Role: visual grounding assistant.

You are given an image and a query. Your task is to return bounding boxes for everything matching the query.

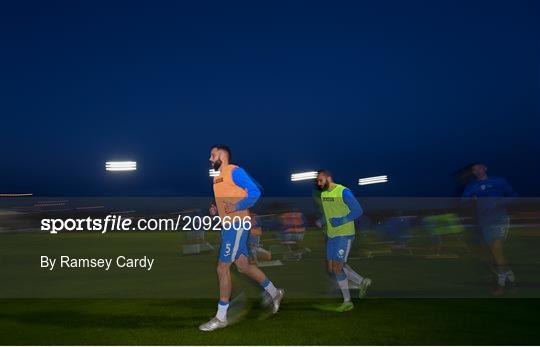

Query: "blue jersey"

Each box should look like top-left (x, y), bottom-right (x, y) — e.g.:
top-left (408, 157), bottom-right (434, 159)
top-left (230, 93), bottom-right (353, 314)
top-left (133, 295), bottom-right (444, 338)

top-left (231, 167), bottom-right (261, 211)
top-left (462, 177), bottom-right (517, 225)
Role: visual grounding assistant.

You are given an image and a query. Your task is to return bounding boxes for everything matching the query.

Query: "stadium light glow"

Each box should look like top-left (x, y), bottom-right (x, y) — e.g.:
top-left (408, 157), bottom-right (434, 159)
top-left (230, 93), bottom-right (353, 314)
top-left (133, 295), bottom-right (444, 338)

top-left (106, 161), bottom-right (137, 171)
top-left (0, 193), bottom-right (33, 197)
top-left (76, 205), bottom-right (105, 210)
top-left (209, 169), bottom-right (220, 177)
top-left (358, 175), bottom-right (388, 185)
top-left (291, 171), bottom-right (318, 182)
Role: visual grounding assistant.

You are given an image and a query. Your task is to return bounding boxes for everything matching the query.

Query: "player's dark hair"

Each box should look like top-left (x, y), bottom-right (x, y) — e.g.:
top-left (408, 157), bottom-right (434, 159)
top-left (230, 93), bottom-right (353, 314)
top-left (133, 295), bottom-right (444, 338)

top-left (467, 162), bottom-right (485, 171)
top-left (210, 144), bottom-right (232, 160)
top-left (317, 169), bottom-right (332, 178)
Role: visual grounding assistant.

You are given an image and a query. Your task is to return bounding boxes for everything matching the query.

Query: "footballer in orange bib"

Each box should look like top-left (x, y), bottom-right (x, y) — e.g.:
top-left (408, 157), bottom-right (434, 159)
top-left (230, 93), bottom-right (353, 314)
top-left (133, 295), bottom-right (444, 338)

top-left (199, 145), bottom-right (284, 332)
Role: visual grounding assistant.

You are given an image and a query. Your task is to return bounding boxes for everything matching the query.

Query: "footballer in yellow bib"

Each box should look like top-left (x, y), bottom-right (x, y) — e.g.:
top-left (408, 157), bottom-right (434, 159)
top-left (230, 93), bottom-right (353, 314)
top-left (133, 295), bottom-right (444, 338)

top-left (316, 170), bottom-right (372, 312)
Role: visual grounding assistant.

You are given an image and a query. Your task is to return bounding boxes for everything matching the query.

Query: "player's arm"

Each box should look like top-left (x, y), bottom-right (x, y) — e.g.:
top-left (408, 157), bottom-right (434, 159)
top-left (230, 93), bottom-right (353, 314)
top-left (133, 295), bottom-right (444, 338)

top-left (315, 215), bottom-right (326, 228)
top-left (231, 167), bottom-right (261, 211)
top-left (329, 189), bottom-right (363, 227)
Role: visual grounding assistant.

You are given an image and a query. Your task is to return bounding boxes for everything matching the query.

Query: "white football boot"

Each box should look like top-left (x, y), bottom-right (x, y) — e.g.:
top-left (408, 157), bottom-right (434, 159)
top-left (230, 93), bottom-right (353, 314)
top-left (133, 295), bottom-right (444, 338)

top-left (359, 278), bottom-right (372, 299)
top-left (271, 289), bottom-right (285, 314)
top-left (199, 317), bottom-right (227, 332)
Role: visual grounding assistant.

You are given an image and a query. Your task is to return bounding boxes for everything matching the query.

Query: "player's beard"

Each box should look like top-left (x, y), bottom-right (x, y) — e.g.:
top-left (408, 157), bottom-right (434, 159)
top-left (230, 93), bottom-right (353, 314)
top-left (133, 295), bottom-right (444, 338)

top-left (315, 181), bottom-right (328, 191)
top-left (212, 159), bottom-right (222, 171)
top-left (320, 180), bottom-right (330, 191)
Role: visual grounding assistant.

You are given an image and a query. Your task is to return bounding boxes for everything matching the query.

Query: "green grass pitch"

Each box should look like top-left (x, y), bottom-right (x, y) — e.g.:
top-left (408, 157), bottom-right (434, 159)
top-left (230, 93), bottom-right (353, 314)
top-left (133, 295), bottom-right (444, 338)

top-left (0, 227), bottom-right (539, 345)
top-left (0, 298), bottom-right (539, 345)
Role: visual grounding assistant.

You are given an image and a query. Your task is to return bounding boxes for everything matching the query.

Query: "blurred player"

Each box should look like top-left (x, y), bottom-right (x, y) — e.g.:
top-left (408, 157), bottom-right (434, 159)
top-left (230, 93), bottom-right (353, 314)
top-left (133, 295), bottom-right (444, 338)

top-left (199, 145), bottom-right (284, 331)
top-left (248, 212), bottom-right (272, 263)
top-left (316, 170), bottom-right (371, 312)
top-left (279, 211), bottom-right (308, 261)
top-left (461, 163), bottom-right (517, 294)
top-left (182, 207), bottom-right (214, 255)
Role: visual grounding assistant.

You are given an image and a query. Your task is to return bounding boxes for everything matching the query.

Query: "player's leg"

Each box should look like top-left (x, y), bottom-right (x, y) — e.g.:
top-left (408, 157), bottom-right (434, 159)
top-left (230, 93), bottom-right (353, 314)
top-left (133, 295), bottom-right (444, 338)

top-left (328, 236), bottom-right (354, 311)
top-left (491, 239), bottom-right (507, 268)
top-left (332, 260), bottom-right (350, 302)
top-left (341, 237), bottom-right (372, 298)
top-left (233, 229), bottom-right (267, 284)
top-left (344, 264), bottom-right (372, 298)
top-left (235, 254), bottom-right (266, 282)
top-left (217, 260), bottom-right (232, 315)
top-left (199, 260), bottom-right (232, 331)
top-left (235, 255), bottom-right (278, 293)
top-left (199, 228), bottom-right (237, 331)
top-left (490, 239), bottom-right (514, 286)
top-left (326, 237), bottom-right (334, 274)
top-left (485, 220), bottom-right (514, 289)
top-left (341, 236), bottom-right (364, 286)
top-left (343, 264), bottom-right (363, 285)
top-left (332, 260), bottom-right (354, 312)
top-left (234, 231), bottom-right (285, 313)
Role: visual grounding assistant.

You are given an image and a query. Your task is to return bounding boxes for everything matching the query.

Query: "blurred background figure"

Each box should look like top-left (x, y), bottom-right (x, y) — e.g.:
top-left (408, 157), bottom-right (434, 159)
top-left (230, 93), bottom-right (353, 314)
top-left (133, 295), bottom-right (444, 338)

top-left (248, 212), bottom-right (273, 264)
top-left (278, 211), bottom-right (309, 261)
top-left (182, 206), bottom-right (214, 255)
top-left (461, 162), bottom-right (517, 295)
top-left (381, 211), bottom-right (413, 249)
top-left (421, 212), bottom-right (466, 258)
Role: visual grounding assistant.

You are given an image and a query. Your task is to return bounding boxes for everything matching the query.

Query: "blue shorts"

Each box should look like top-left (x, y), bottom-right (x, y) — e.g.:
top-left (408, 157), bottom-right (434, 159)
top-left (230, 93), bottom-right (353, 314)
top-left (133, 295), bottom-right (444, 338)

top-left (326, 235), bottom-right (354, 262)
top-left (219, 226), bottom-right (249, 263)
top-left (480, 218), bottom-right (510, 244)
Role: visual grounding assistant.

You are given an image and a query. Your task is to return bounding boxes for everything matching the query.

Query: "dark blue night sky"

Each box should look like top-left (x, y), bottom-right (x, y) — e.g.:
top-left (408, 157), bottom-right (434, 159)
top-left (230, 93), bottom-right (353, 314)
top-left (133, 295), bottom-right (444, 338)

top-left (1, 1), bottom-right (538, 197)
